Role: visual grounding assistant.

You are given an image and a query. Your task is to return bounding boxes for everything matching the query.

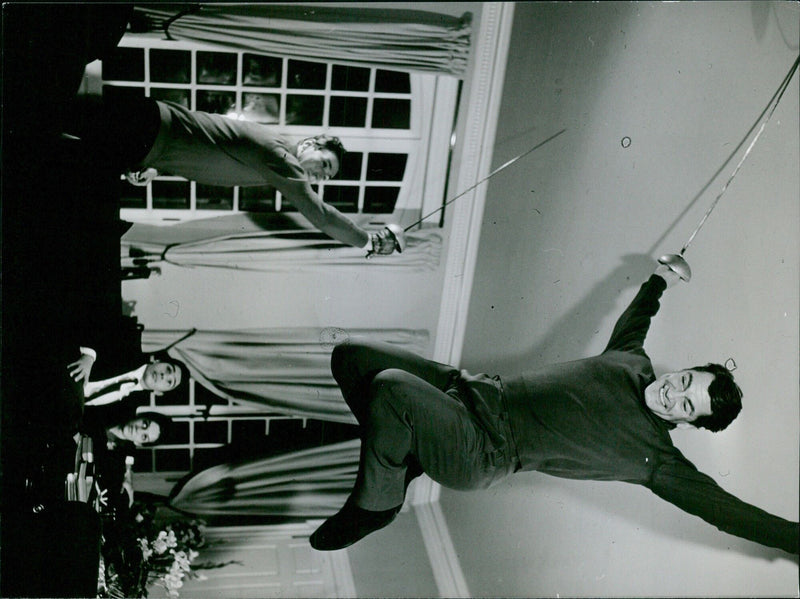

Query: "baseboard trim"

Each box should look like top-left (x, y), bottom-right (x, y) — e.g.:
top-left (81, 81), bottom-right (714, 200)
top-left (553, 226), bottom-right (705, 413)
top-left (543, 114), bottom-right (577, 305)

top-left (413, 501), bottom-right (471, 598)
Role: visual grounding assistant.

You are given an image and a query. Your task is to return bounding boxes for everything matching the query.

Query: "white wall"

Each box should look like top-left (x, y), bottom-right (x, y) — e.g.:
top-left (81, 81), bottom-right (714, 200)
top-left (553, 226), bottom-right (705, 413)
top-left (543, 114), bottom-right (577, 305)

top-left (445, 1), bottom-right (799, 596)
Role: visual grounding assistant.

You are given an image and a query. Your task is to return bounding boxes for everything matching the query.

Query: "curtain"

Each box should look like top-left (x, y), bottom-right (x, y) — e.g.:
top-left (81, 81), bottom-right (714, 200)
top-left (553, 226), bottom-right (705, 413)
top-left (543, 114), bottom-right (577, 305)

top-left (142, 327), bottom-right (429, 423)
top-left (169, 438), bottom-right (360, 517)
top-left (166, 228), bottom-right (441, 273)
top-left (124, 228), bottom-right (443, 274)
top-left (134, 4), bottom-right (472, 77)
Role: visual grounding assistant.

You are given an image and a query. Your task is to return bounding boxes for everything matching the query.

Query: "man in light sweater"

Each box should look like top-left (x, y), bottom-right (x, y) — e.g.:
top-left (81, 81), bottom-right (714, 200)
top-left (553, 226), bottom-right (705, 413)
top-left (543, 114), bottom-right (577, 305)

top-left (63, 95), bottom-right (404, 256)
top-left (309, 259), bottom-right (799, 556)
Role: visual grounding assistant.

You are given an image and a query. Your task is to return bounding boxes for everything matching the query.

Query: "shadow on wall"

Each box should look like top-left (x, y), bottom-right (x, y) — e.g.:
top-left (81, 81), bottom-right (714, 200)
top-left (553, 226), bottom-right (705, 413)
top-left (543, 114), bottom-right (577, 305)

top-left (501, 252), bottom-right (655, 374)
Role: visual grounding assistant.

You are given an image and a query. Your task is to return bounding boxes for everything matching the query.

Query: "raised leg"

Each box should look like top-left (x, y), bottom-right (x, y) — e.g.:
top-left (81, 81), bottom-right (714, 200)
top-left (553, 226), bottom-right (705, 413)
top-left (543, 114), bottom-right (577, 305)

top-left (330, 340), bottom-right (458, 425)
top-left (311, 364), bottom-right (500, 551)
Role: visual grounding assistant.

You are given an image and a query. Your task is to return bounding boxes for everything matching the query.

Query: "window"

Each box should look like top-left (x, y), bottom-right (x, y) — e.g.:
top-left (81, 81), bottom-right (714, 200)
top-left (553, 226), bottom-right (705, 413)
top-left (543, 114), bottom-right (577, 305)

top-left (132, 380), bottom-right (357, 477)
top-left (90, 37), bottom-right (457, 228)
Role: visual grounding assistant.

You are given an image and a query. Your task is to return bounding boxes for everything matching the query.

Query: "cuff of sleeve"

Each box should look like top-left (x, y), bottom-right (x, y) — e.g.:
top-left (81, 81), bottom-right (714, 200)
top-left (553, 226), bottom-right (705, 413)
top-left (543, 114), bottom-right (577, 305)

top-left (80, 347), bottom-right (97, 361)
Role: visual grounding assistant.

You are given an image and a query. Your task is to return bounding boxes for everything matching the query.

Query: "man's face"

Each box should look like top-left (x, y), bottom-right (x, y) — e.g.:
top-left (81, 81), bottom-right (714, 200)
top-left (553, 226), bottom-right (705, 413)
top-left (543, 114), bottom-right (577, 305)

top-left (296, 139), bottom-right (340, 183)
top-left (143, 361), bottom-right (181, 394)
top-left (122, 417), bottom-right (161, 446)
top-left (644, 369), bottom-right (714, 427)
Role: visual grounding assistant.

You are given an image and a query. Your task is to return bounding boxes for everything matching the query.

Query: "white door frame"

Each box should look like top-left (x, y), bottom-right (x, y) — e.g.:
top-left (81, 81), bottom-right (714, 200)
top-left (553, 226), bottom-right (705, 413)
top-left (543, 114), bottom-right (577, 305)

top-left (408, 2), bottom-right (516, 597)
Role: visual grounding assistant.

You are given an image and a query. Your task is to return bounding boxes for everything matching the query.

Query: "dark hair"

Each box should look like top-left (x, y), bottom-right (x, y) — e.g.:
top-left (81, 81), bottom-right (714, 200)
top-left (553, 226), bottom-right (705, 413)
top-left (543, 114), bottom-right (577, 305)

top-left (129, 411), bottom-right (173, 446)
top-left (312, 134), bottom-right (346, 172)
top-left (149, 355), bottom-right (190, 392)
top-left (690, 363), bottom-right (743, 432)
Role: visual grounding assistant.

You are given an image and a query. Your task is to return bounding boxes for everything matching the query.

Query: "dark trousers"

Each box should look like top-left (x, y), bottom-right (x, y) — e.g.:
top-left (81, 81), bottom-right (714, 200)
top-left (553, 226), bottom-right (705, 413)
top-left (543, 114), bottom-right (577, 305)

top-left (62, 94), bottom-right (161, 170)
top-left (331, 341), bottom-right (518, 511)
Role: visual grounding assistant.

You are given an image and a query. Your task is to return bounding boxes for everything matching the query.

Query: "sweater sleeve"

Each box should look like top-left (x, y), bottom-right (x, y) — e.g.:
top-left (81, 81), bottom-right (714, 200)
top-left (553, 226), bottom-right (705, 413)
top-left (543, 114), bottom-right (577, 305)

top-left (279, 179), bottom-right (369, 248)
top-left (648, 457), bottom-right (799, 554)
top-left (604, 275), bottom-right (667, 354)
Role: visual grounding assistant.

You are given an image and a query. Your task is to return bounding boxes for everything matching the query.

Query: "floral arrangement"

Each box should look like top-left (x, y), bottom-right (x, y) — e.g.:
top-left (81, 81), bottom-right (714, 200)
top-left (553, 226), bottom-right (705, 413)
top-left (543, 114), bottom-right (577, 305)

top-left (97, 500), bottom-right (218, 598)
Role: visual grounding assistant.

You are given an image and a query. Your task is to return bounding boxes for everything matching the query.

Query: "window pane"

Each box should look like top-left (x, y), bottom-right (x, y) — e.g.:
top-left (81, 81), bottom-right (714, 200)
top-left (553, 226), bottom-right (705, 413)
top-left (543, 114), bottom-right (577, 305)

top-left (323, 185), bottom-right (359, 212)
top-left (364, 186), bottom-right (400, 213)
top-left (195, 384), bottom-right (228, 406)
top-left (149, 88), bottom-right (190, 107)
top-left (372, 99), bottom-right (410, 129)
top-left (163, 421), bottom-right (190, 445)
top-left (366, 153), bottom-right (407, 181)
top-left (192, 448), bottom-right (220, 470)
top-left (197, 51), bottom-right (237, 84)
top-left (231, 420), bottom-right (267, 443)
top-left (243, 54), bottom-right (282, 87)
top-left (103, 85), bottom-right (144, 102)
top-left (194, 420), bottom-right (228, 444)
top-left (196, 184), bottom-right (234, 211)
top-left (265, 419), bottom-right (305, 445)
top-left (242, 92), bottom-right (280, 124)
top-left (197, 90), bottom-right (236, 115)
top-left (330, 96), bottom-right (367, 127)
top-left (332, 65), bottom-right (370, 91)
top-left (120, 182), bottom-right (146, 209)
top-left (240, 186), bottom-right (277, 212)
top-left (286, 95), bottom-right (323, 125)
top-left (288, 59), bottom-right (326, 89)
top-left (152, 181), bottom-right (190, 209)
top-left (102, 47), bottom-right (144, 81)
top-left (132, 448), bottom-right (154, 472)
top-left (154, 448), bottom-right (191, 471)
top-left (150, 49), bottom-right (191, 83)
top-left (154, 380), bottom-right (189, 406)
top-left (375, 69), bottom-right (410, 93)
top-left (338, 151), bottom-right (363, 180)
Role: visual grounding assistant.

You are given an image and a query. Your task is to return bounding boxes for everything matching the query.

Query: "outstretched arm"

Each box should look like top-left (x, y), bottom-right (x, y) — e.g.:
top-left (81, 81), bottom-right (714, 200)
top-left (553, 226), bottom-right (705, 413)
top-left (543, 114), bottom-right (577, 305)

top-left (280, 179), bottom-right (371, 248)
top-left (649, 457), bottom-right (799, 554)
top-left (280, 180), bottom-right (403, 254)
top-left (604, 258), bottom-right (689, 354)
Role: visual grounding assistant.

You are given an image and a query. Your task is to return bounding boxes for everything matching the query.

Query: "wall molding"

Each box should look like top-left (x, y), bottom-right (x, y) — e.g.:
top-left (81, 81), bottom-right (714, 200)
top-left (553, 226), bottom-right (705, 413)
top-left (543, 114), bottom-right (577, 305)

top-left (414, 502), bottom-right (471, 598)
top-left (414, 2), bottom-right (516, 597)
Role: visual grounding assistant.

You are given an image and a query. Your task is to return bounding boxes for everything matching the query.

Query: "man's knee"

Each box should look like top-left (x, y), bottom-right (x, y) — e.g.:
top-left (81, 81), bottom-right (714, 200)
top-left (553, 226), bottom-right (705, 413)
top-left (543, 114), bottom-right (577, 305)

top-left (331, 342), bottom-right (361, 380)
top-left (330, 341), bottom-right (383, 379)
top-left (367, 369), bottom-right (414, 412)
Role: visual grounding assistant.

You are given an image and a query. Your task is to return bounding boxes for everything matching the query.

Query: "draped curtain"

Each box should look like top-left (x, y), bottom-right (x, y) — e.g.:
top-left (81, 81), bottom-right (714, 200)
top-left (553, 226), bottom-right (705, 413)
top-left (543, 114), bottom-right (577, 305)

top-left (169, 438), bottom-right (360, 517)
top-left (142, 327), bottom-right (429, 423)
top-left (134, 3), bottom-right (472, 76)
top-left (145, 228), bottom-right (442, 273)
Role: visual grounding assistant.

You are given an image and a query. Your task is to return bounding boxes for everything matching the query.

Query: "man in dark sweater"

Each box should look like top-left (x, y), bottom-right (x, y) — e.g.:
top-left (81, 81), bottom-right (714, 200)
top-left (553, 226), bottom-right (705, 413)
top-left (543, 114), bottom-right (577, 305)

top-left (309, 260), bottom-right (798, 555)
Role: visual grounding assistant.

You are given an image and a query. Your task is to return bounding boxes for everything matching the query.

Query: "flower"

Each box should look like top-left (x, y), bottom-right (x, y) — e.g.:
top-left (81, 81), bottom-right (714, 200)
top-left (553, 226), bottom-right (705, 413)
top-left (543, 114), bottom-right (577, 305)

top-left (139, 538), bottom-right (153, 561)
top-left (98, 503), bottom-right (225, 598)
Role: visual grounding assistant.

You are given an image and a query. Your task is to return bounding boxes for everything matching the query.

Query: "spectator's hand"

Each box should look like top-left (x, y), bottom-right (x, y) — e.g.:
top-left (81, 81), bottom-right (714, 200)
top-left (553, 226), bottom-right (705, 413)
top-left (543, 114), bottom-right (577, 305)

top-left (125, 167), bottom-right (158, 186)
top-left (68, 354), bottom-right (95, 383)
top-left (95, 485), bottom-right (108, 510)
top-left (366, 224), bottom-right (405, 257)
top-left (121, 468), bottom-right (134, 507)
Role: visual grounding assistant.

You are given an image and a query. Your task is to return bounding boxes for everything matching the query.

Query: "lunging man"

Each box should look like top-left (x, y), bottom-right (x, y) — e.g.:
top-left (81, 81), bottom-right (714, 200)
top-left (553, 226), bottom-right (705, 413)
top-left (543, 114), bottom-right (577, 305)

top-left (310, 259), bottom-right (798, 555)
top-left (63, 95), bottom-right (404, 256)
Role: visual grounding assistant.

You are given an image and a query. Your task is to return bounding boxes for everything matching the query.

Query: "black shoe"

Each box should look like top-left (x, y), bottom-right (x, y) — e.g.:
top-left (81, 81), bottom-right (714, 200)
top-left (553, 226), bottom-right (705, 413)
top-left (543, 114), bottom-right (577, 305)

top-left (310, 499), bottom-right (401, 551)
